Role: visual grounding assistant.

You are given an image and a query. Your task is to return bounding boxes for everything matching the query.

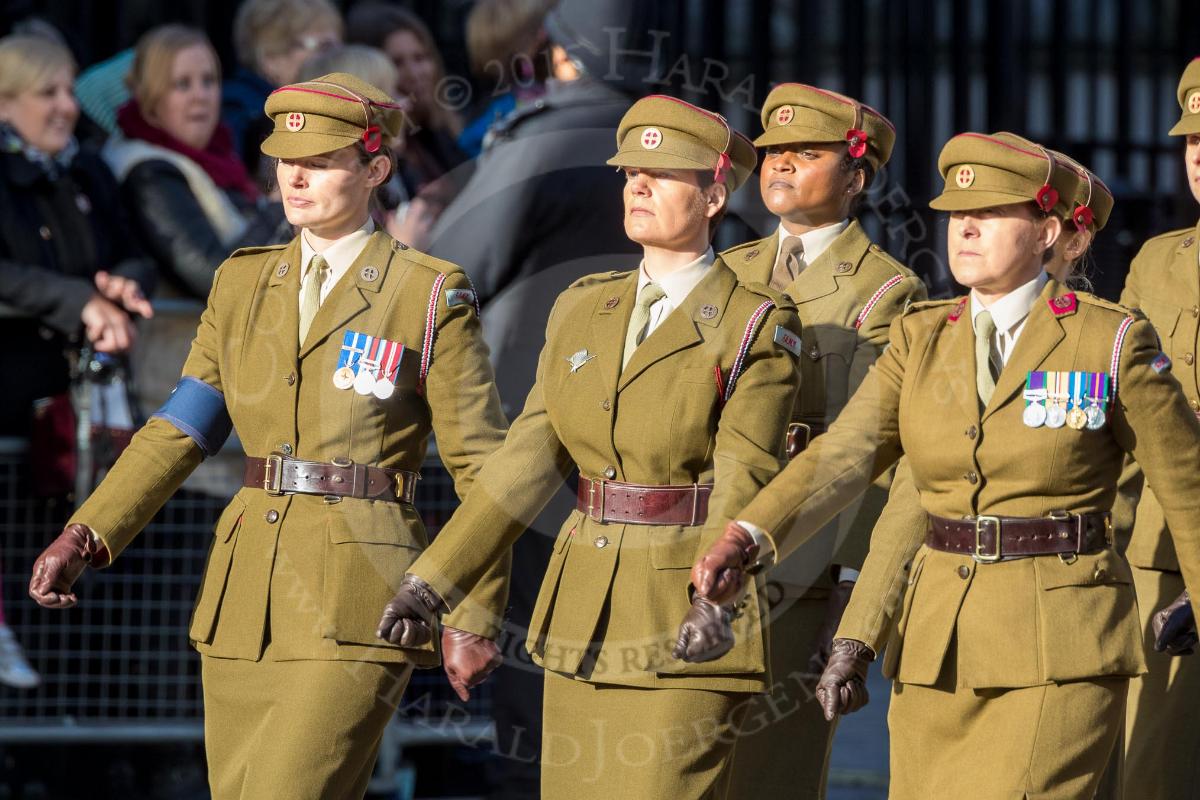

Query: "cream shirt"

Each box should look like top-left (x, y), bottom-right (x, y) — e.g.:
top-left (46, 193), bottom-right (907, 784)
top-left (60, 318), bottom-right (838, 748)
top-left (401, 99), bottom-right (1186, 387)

top-left (634, 247), bottom-right (716, 339)
top-left (774, 218), bottom-right (850, 270)
top-left (970, 270), bottom-right (1050, 368)
top-left (298, 218), bottom-right (376, 310)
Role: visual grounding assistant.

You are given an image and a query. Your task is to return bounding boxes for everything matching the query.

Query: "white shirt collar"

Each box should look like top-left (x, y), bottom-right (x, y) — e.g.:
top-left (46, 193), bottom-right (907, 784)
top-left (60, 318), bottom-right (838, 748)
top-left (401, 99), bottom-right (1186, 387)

top-left (970, 269), bottom-right (1049, 336)
top-left (300, 217), bottom-right (376, 276)
top-left (776, 218), bottom-right (850, 265)
top-left (636, 247), bottom-right (715, 306)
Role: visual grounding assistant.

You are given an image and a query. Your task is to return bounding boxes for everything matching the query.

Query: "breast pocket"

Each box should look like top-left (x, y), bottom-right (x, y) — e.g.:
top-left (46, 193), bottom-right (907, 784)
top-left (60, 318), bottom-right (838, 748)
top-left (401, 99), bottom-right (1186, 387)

top-left (320, 500), bottom-right (431, 652)
top-left (798, 325), bottom-right (858, 419)
top-left (670, 367), bottom-right (719, 472)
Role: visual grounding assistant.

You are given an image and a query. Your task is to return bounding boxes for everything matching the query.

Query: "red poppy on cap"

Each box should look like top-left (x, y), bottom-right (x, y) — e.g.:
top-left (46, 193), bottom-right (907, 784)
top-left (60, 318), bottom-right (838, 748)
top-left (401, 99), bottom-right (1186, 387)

top-left (362, 125), bottom-right (382, 153)
top-left (846, 129), bottom-right (868, 159)
top-left (714, 152), bottom-right (731, 184)
top-left (1072, 205), bottom-right (1094, 232)
top-left (1036, 184), bottom-right (1059, 213)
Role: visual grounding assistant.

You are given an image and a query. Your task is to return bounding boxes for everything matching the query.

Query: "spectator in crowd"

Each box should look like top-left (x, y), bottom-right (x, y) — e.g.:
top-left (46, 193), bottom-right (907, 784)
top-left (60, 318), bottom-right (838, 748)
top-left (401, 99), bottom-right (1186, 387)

top-left (104, 25), bottom-right (290, 300)
top-left (346, 1), bottom-right (468, 245)
top-left (0, 33), bottom-right (155, 689)
top-left (459, 0), bottom-right (553, 158)
top-left (223, 0), bottom-right (343, 180)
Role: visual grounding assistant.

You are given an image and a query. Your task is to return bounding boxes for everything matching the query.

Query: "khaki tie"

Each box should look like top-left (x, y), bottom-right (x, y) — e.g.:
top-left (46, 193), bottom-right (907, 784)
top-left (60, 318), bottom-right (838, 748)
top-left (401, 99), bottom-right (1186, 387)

top-left (299, 253), bottom-right (329, 344)
top-left (770, 236), bottom-right (805, 291)
top-left (974, 309), bottom-right (999, 405)
top-left (622, 282), bottom-right (667, 369)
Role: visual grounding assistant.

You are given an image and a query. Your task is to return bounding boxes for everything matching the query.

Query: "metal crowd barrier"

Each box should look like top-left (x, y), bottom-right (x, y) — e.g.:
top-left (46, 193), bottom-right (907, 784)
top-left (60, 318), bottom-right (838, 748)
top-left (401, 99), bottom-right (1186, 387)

top-left (0, 437), bottom-right (493, 764)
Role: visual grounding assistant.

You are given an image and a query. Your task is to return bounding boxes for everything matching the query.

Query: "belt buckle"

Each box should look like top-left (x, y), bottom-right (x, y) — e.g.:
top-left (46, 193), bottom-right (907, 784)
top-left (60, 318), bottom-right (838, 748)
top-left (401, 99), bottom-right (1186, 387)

top-left (786, 422), bottom-right (813, 457)
top-left (973, 515), bottom-right (1002, 563)
top-left (394, 472), bottom-right (417, 503)
top-left (1047, 509), bottom-right (1081, 562)
top-left (587, 479), bottom-right (605, 523)
top-left (263, 452), bottom-right (285, 496)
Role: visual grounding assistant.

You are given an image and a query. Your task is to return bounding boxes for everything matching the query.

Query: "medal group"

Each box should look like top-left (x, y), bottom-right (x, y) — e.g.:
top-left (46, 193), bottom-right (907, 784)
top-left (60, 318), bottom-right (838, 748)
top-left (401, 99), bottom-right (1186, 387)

top-left (333, 329), bottom-right (405, 399)
top-left (1022, 370), bottom-right (1109, 430)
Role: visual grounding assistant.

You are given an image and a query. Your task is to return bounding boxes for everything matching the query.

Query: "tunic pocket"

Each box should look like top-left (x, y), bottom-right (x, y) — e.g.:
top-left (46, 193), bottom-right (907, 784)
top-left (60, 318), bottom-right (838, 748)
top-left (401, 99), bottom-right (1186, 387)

top-left (188, 496), bottom-right (246, 644)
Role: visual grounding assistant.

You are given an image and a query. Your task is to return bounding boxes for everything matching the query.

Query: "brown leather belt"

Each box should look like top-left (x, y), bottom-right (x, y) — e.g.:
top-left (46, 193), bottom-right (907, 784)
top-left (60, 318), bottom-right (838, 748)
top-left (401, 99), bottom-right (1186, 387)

top-left (926, 511), bottom-right (1112, 563)
top-left (576, 477), bottom-right (711, 525)
top-left (786, 421), bottom-right (826, 459)
top-left (243, 454), bottom-right (418, 503)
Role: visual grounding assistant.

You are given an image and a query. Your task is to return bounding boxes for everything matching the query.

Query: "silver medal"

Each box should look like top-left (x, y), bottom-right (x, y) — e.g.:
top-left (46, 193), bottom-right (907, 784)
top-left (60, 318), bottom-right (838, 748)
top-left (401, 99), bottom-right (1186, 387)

top-left (1045, 403), bottom-right (1067, 429)
top-left (1085, 404), bottom-right (1106, 430)
top-left (372, 377), bottom-right (395, 399)
top-left (353, 369), bottom-right (376, 395)
top-left (332, 366), bottom-right (356, 390)
top-left (1023, 403), bottom-right (1047, 428)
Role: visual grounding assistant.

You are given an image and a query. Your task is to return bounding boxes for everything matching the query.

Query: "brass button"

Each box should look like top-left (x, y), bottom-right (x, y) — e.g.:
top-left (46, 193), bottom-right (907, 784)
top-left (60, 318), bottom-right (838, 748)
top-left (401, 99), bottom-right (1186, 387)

top-left (594, 536), bottom-right (609, 549)
top-left (1093, 567), bottom-right (1109, 581)
top-left (601, 399), bottom-right (611, 411)
top-left (965, 426), bottom-right (977, 439)
top-left (835, 261), bottom-right (853, 273)
top-left (1193, 306), bottom-right (1199, 318)
top-left (1184, 237), bottom-right (1196, 248)
top-left (957, 565), bottom-right (970, 579)
top-left (285, 372), bottom-right (296, 386)
top-left (276, 262), bottom-right (289, 277)
top-left (603, 466), bottom-right (617, 480)
top-left (744, 249), bottom-right (760, 261)
top-left (604, 296), bottom-right (620, 309)
top-left (265, 509), bottom-right (279, 523)
top-left (278, 443), bottom-right (293, 455)
top-left (964, 471), bottom-right (979, 485)
top-left (1186, 353), bottom-right (1195, 366)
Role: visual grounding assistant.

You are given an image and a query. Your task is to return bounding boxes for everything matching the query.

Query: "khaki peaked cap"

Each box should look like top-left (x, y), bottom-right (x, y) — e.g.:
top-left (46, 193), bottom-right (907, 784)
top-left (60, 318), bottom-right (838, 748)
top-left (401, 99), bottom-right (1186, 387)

top-left (755, 82), bottom-right (896, 170)
top-left (261, 72), bottom-right (406, 159)
top-left (606, 95), bottom-right (758, 191)
top-left (931, 131), bottom-right (1074, 216)
top-left (1170, 57), bottom-right (1200, 136)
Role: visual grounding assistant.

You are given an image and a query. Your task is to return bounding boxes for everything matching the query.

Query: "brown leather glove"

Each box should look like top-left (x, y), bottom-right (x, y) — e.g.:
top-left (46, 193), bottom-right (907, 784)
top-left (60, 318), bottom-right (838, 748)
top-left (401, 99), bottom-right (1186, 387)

top-left (441, 626), bottom-right (503, 702)
top-left (672, 596), bottom-right (736, 663)
top-left (814, 638), bottom-right (874, 721)
top-left (376, 574), bottom-right (445, 648)
top-left (1153, 590), bottom-right (1197, 656)
top-left (690, 521), bottom-right (760, 606)
top-left (29, 523), bottom-right (110, 609)
top-left (803, 579), bottom-right (857, 688)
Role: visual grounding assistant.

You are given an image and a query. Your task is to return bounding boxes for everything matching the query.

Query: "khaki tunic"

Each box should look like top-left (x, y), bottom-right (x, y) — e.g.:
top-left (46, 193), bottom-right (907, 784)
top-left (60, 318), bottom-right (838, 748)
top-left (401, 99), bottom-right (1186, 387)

top-left (409, 259), bottom-right (802, 798)
top-left (721, 221), bottom-right (924, 798)
top-left (742, 279), bottom-right (1200, 797)
top-left (68, 231), bottom-right (511, 798)
top-left (1105, 221), bottom-right (1200, 799)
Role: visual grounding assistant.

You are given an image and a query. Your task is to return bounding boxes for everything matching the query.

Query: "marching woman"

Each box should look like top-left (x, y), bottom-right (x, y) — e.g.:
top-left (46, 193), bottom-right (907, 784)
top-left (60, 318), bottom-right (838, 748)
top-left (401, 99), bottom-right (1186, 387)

top-left (29, 72), bottom-right (510, 800)
top-left (687, 131), bottom-right (1200, 800)
top-left (375, 95), bottom-right (803, 798)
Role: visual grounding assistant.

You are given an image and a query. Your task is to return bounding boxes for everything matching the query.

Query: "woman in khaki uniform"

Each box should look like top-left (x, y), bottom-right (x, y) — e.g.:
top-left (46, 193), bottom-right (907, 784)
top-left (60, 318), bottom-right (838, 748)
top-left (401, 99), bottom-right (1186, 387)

top-left (1106, 57), bottom-right (1200, 800)
top-left (375, 95), bottom-right (803, 799)
top-left (687, 131), bottom-right (1200, 799)
top-left (28, 73), bottom-right (510, 800)
top-left (720, 82), bottom-right (925, 799)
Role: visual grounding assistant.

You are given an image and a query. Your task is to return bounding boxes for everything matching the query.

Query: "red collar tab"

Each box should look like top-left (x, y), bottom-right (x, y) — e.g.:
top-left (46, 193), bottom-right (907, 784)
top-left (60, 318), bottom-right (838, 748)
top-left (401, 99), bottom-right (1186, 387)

top-left (1048, 293), bottom-right (1078, 316)
top-left (947, 298), bottom-right (967, 322)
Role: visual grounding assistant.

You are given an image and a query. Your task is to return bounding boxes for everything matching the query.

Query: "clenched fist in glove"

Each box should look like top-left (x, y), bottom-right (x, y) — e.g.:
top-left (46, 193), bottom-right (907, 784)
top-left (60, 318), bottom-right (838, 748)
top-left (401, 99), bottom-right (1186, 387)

top-left (690, 522), bottom-right (761, 606)
top-left (29, 523), bottom-right (110, 609)
top-left (672, 596), bottom-right (736, 663)
top-left (1153, 590), bottom-right (1197, 656)
top-left (442, 626), bottom-right (503, 701)
top-left (814, 638), bottom-right (875, 721)
top-left (376, 574), bottom-right (446, 648)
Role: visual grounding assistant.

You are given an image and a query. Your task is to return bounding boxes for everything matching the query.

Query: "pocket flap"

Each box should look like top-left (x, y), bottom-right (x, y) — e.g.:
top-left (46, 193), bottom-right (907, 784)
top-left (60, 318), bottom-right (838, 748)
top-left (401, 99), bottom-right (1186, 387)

top-left (1035, 549), bottom-right (1132, 590)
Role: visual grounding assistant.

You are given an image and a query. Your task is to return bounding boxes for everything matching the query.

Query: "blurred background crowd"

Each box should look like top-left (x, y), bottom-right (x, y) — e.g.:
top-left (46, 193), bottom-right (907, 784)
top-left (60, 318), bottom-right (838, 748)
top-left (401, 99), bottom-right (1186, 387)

top-left (0, 1), bottom-right (1197, 798)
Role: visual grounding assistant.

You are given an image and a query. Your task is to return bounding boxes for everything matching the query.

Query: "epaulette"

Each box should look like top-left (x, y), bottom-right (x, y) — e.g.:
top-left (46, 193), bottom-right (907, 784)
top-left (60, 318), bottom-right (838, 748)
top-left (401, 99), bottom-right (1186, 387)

top-left (1141, 226), bottom-right (1195, 247)
top-left (228, 243), bottom-right (287, 260)
top-left (720, 235), bottom-right (771, 261)
top-left (489, 97), bottom-right (552, 141)
top-left (390, 240), bottom-right (463, 277)
top-left (1074, 291), bottom-right (1138, 318)
top-left (566, 270), bottom-right (629, 291)
top-left (902, 297), bottom-right (959, 316)
top-left (738, 280), bottom-right (796, 311)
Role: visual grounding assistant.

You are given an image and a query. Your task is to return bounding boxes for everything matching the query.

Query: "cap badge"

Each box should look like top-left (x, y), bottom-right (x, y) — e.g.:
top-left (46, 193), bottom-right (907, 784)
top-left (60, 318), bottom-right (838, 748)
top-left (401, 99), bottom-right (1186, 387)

top-left (285, 112), bottom-right (305, 132)
top-left (1072, 205), bottom-right (1095, 232)
top-left (845, 128), bottom-right (868, 159)
top-left (955, 165), bottom-right (975, 188)
top-left (1036, 184), bottom-right (1060, 214)
top-left (1189, 91), bottom-right (1200, 114)
top-left (641, 127), bottom-right (663, 149)
top-left (775, 106), bottom-right (795, 125)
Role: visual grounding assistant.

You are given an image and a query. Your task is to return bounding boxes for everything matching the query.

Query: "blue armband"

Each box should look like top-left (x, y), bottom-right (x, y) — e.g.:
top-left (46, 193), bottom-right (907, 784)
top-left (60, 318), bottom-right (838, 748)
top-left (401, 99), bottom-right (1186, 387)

top-left (152, 376), bottom-right (233, 457)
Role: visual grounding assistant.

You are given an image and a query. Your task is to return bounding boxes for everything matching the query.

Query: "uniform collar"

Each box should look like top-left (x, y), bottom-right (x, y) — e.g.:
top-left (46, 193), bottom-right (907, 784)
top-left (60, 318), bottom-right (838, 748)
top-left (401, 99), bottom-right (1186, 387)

top-left (636, 247), bottom-right (715, 307)
top-left (776, 218), bottom-right (850, 265)
top-left (970, 269), bottom-right (1049, 336)
top-left (300, 217), bottom-right (376, 276)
